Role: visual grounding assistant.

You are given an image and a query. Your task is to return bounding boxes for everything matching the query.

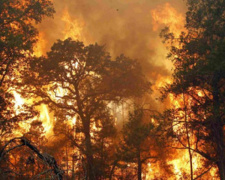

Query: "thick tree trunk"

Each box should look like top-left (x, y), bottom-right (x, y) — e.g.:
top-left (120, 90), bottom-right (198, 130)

top-left (85, 136), bottom-right (95, 180)
top-left (218, 161), bottom-right (225, 180)
top-left (84, 121), bottom-right (96, 180)
top-left (212, 74), bottom-right (225, 180)
top-left (75, 84), bottom-right (96, 180)
top-left (215, 120), bottom-right (225, 180)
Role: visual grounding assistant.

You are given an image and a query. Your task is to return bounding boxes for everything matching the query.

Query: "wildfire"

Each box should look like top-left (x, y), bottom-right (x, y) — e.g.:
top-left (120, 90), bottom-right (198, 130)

top-left (33, 32), bottom-right (47, 57)
top-left (13, 91), bottom-right (24, 114)
top-left (9, 1), bottom-right (219, 179)
top-left (39, 104), bottom-right (53, 135)
top-left (11, 6), bottom-right (86, 137)
top-left (151, 3), bottom-right (185, 35)
top-left (12, 91), bottom-right (54, 135)
top-left (148, 2), bottom-right (215, 174)
top-left (61, 7), bottom-right (84, 41)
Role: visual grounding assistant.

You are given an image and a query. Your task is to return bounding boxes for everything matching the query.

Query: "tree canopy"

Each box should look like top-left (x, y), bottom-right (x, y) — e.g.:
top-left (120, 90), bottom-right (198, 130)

top-left (0, 0), bottom-right (54, 85)
top-left (0, 0), bottom-right (56, 178)
top-left (23, 38), bottom-right (150, 179)
top-left (161, 0), bottom-right (225, 179)
top-left (0, 0), bottom-right (54, 138)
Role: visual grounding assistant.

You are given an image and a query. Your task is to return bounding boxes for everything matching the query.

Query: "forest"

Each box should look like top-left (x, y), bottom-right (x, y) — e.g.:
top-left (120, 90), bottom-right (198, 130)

top-left (0, 0), bottom-right (225, 179)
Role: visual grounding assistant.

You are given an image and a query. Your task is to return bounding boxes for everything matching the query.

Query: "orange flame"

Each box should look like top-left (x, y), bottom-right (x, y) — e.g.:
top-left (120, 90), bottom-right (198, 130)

top-left (39, 104), bottom-right (54, 136)
top-left (12, 7), bottom-right (86, 137)
top-left (10, 1), bottom-right (218, 178)
top-left (61, 7), bottom-right (84, 41)
top-left (151, 3), bottom-right (185, 35)
top-left (33, 32), bottom-right (47, 57)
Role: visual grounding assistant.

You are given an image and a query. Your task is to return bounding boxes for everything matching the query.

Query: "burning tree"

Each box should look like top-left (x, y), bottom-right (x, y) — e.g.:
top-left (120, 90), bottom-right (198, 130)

top-left (119, 107), bottom-right (156, 180)
top-left (23, 38), bottom-right (150, 179)
top-left (0, 0), bottom-right (54, 86)
top-left (161, 0), bottom-right (225, 179)
top-left (0, 0), bottom-right (65, 179)
top-left (0, 0), bottom-right (55, 138)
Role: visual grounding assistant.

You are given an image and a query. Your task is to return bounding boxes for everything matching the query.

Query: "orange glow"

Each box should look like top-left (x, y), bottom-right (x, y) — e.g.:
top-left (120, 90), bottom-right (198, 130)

top-left (13, 91), bottom-right (24, 115)
top-left (12, 48), bottom-right (79, 137)
top-left (30, 9), bottom-right (85, 135)
top-left (61, 8), bottom-right (84, 41)
top-left (34, 32), bottom-right (47, 57)
top-left (8, 1), bottom-right (219, 178)
top-left (12, 91), bottom-right (54, 136)
top-left (151, 3), bottom-right (185, 35)
top-left (39, 104), bottom-right (53, 136)
top-left (165, 91), bottom-right (217, 178)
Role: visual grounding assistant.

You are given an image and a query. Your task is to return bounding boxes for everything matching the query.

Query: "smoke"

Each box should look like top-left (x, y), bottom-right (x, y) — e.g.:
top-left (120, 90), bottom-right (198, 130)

top-left (36, 0), bottom-right (186, 111)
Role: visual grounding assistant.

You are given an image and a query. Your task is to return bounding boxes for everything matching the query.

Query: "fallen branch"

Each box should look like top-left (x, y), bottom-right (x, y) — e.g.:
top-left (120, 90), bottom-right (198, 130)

top-left (0, 137), bottom-right (64, 180)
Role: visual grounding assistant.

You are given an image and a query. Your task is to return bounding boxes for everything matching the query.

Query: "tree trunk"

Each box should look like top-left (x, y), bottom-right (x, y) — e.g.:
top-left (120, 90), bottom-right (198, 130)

top-left (75, 84), bottom-right (96, 180)
top-left (84, 121), bottom-right (96, 180)
top-left (137, 150), bottom-right (142, 180)
top-left (109, 160), bottom-right (118, 180)
top-left (218, 161), bottom-right (225, 180)
top-left (182, 93), bottom-right (193, 180)
top-left (72, 155), bottom-right (75, 180)
top-left (212, 73), bottom-right (225, 180)
top-left (66, 143), bottom-right (69, 177)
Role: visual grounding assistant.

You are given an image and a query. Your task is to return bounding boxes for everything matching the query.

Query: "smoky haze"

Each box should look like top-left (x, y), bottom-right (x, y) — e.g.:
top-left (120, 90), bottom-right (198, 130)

top-left (36, 0), bottom-right (186, 111)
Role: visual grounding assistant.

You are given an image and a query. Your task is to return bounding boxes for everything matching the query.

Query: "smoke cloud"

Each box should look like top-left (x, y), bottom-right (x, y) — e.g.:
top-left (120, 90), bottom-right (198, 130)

top-left (36, 0), bottom-right (187, 111)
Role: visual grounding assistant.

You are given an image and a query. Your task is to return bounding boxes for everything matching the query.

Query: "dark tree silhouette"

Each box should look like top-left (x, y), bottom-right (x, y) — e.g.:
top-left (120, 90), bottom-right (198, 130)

top-left (161, 0), bottom-right (225, 179)
top-left (0, 0), bottom-right (55, 85)
top-left (0, 0), bottom-right (54, 137)
top-left (0, 137), bottom-right (63, 179)
top-left (119, 107), bottom-right (162, 180)
top-left (0, 0), bottom-right (56, 178)
top-left (23, 38), bottom-right (150, 180)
